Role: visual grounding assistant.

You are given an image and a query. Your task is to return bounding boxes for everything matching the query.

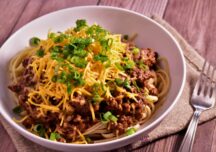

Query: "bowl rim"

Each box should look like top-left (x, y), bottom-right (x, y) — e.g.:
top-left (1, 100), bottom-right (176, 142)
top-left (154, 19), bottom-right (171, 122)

top-left (0, 5), bottom-right (186, 148)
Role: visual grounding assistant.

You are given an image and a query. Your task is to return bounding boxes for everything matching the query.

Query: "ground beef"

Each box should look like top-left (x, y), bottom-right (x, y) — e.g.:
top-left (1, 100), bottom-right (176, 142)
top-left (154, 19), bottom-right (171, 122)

top-left (22, 117), bottom-right (34, 128)
top-left (133, 48), bottom-right (157, 67)
top-left (8, 84), bottom-right (23, 93)
top-left (119, 115), bottom-right (133, 127)
top-left (108, 115), bottom-right (134, 135)
top-left (130, 68), bottom-right (156, 90)
top-left (134, 102), bottom-right (144, 120)
top-left (101, 97), bottom-right (124, 115)
top-left (122, 102), bottom-right (131, 113)
top-left (70, 94), bottom-right (88, 116)
top-left (22, 58), bottom-right (32, 68)
top-left (22, 67), bottom-right (36, 86)
top-left (131, 68), bottom-right (155, 81)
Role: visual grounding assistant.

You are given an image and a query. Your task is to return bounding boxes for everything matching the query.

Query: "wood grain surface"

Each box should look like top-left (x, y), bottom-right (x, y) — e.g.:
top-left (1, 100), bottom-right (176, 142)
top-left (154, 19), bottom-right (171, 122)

top-left (164, 1), bottom-right (216, 151)
top-left (164, 0), bottom-right (216, 65)
top-left (0, 0), bottom-right (29, 45)
top-left (0, 0), bottom-right (216, 152)
top-left (99, 0), bottom-right (168, 17)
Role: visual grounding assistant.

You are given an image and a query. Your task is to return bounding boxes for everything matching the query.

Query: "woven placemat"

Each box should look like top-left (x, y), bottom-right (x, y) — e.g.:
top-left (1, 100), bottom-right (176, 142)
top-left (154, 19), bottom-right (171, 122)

top-left (0, 16), bottom-right (216, 152)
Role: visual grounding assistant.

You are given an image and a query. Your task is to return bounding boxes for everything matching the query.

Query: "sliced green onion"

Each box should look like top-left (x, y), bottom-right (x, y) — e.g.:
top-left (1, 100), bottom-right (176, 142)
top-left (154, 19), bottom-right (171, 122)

top-left (86, 24), bottom-right (108, 39)
top-left (86, 137), bottom-right (92, 143)
top-left (62, 49), bottom-right (70, 58)
top-left (132, 81), bottom-right (140, 92)
top-left (104, 60), bottom-right (111, 68)
top-left (29, 37), bottom-right (40, 46)
top-left (57, 71), bottom-right (67, 83)
top-left (115, 78), bottom-right (124, 86)
top-left (12, 105), bottom-right (23, 114)
top-left (123, 35), bottom-right (129, 40)
top-left (36, 49), bottom-right (44, 57)
top-left (103, 111), bottom-right (112, 121)
top-left (92, 94), bottom-right (103, 103)
top-left (138, 61), bottom-right (148, 71)
top-left (55, 57), bottom-right (64, 62)
top-left (72, 37), bottom-right (93, 49)
top-left (48, 32), bottom-right (56, 39)
top-left (34, 124), bottom-right (45, 137)
top-left (50, 46), bottom-right (61, 60)
top-left (107, 38), bottom-right (113, 47)
top-left (109, 115), bottom-right (118, 122)
top-left (100, 38), bottom-right (110, 51)
top-left (93, 54), bottom-right (108, 62)
top-left (50, 133), bottom-right (56, 141)
top-left (53, 34), bottom-right (65, 43)
top-left (73, 71), bottom-right (80, 80)
top-left (51, 75), bottom-right (58, 82)
top-left (74, 77), bottom-right (85, 86)
top-left (74, 19), bottom-right (87, 31)
top-left (123, 60), bottom-right (135, 70)
top-left (115, 63), bottom-right (124, 71)
top-left (70, 56), bottom-right (87, 68)
top-left (123, 79), bottom-right (131, 90)
top-left (102, 111), bottom-right (118, 122)
top-left (73, 49), bottom-right (88, 57)
top-left (132, 47), bottom-right (140, 55)
top-left (66, 82), bottom-right (72, 94)
top-left (126, 128), bottom-right (136, 136)
top-left (50, 132), bottom-right (61, 141)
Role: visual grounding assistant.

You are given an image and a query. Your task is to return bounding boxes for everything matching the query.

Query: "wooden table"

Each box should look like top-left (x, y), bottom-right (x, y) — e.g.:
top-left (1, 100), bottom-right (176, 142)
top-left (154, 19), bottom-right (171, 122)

top-left (1, 0), bottom-right (216, 151)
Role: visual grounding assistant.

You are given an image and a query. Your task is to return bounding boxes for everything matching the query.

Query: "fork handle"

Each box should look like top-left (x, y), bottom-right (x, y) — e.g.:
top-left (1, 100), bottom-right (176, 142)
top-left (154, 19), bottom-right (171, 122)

top-left (178, 109), bottom-right (202, 152)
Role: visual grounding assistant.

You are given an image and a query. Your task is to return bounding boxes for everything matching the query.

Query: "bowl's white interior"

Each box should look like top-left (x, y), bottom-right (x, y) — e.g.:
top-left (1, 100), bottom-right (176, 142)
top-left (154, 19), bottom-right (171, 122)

top-left (0, 6), bottom-right (185, 151)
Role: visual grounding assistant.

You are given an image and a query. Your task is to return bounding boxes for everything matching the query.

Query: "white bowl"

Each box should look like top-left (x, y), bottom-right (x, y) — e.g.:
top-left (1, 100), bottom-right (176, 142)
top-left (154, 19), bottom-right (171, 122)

top-left (0, 6), bottom-right (186, 152)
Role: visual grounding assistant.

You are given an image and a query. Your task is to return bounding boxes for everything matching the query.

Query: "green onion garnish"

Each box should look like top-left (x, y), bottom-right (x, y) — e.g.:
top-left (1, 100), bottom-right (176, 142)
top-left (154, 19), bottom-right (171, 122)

top-left (94, 54), bottom-right (108, 62)
top-left (74, 19), bottom-right (87, 31)
top-left (34, 124), bottom-right (45, 137)
top-left (50, 132), bottom-right (61, 141)
top-left (66, 82), bottom-right (72, 94)
top-left (86, 137), bottom-right (92, 143)
top-left (12, 105), bottom-right (23, 114)
top-left (123, 59), bottom-right (135, 70)
top-left (109, 115), bottom-right (118, 122)
top-left (70, 56), bottom-right (87, 68)
top-left (126, 128), bottom-right (136, 136)
top-left (102, 111), bottom-right (118, 122)
top-left (53, 34), bottom-right (65, 43)
top-left (73, 49), bottom-right (88, 57)
top-left (74, 77), bottom-right (85, 86)
top-left (103, 111), bottom-right (112, 121)
top-left (92, 94), bottom-right (103, 103)
top-left (51, 75), bottom-right (58, 82)
top-left (132, 47), bottom-right (140, 55)
top-left (132, 81), bottom-right (140, 92)
top-left (115, 78), bottom-right (124, 86)
top-left (123, 35), bottom-right (129, 40)
top-left (36, 49), bottom-right (44, 57)
top-left (29, 37), bottom-right (40, 46)
top-left (48, 32), bottom-right (56, 39)
top-left (123, 79), bottom-right (131, 90)
top-left (115, 63), bottom-right (124, 71)
top-left (73, 71), bottom-right (80, 80)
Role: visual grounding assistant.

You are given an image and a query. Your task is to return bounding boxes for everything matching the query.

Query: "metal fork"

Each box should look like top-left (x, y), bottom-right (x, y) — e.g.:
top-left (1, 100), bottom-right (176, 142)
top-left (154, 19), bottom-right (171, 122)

top-left (178, 60), bottom-right (216, 152)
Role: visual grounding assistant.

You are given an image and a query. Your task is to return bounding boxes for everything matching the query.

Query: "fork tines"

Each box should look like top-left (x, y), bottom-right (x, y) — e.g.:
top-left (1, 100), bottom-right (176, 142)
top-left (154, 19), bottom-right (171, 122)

top-left (196, 60), bottom-right (216, 97)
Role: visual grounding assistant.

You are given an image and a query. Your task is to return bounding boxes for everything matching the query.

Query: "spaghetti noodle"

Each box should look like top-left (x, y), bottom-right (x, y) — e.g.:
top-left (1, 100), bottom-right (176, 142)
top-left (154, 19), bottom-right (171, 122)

top-left (8, 19), bottom-right (170, 143)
